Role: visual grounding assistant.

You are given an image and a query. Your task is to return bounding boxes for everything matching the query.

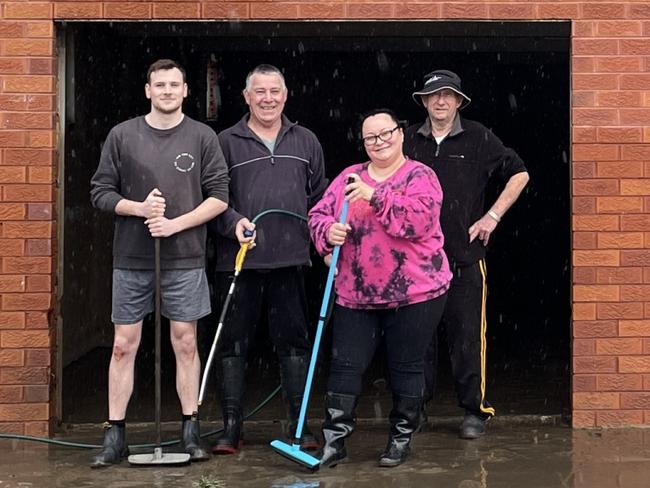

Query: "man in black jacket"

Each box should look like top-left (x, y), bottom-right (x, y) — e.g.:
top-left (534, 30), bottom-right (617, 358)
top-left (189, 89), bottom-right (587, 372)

top-left (90, 59), bottom-right (229, 467)
top-left (211, 64), bottom-right (327, 454)
top-left (403, 70), bottom-right (529, 439)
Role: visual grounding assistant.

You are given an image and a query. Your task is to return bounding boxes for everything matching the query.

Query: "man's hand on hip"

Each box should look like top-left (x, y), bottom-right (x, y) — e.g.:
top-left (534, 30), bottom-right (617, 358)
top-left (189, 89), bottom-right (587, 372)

top-left (468, 214), bottom-right (498, 245)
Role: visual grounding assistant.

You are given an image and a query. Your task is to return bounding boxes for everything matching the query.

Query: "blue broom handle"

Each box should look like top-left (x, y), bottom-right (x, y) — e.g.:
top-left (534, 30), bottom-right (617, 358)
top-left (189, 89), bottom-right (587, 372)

top-left (295, 199), bottom-right (350, 442)
top-left (319, 202), bottom-right (349, 317)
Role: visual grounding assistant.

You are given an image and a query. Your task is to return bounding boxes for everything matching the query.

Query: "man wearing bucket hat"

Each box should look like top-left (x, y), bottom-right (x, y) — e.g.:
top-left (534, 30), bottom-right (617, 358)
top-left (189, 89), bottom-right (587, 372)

top-left (403, 69), bottom-right (529, 439)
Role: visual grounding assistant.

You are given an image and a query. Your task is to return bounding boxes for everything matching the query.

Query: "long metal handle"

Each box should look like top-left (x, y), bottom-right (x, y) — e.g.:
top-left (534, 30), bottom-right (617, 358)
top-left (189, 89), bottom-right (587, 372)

top-left (154, 237), bottom-right (162, 448)
top-left (198, 243), bottom-right (251, 405)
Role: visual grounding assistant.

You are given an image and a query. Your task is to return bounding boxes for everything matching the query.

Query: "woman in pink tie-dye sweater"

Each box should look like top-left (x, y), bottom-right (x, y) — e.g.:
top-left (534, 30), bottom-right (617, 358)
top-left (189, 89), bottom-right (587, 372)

top-left (308, 109), bottom-right (451, 469)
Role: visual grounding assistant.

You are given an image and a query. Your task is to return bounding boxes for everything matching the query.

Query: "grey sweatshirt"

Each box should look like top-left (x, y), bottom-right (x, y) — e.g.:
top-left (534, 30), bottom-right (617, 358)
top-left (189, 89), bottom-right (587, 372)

top-left (90, 115), bottom-right (229, 270)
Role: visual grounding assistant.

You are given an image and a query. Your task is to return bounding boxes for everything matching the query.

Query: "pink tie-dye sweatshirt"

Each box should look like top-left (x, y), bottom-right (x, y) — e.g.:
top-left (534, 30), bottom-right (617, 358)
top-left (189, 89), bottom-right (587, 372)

top-left (309, 159), bottom-right (452, 309)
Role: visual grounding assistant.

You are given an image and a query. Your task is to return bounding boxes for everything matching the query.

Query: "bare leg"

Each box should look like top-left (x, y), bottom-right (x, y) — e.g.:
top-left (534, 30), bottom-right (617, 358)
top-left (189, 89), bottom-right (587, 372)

top-left (108, 322), bottom-right (143, 419)
top-left (170, 320), bottom-right (200, 414)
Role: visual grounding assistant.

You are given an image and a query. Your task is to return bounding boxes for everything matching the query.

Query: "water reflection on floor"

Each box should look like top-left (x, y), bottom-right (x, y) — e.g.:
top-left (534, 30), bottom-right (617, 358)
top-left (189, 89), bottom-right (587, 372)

top-left (2, 420), bottom-right (650, 487)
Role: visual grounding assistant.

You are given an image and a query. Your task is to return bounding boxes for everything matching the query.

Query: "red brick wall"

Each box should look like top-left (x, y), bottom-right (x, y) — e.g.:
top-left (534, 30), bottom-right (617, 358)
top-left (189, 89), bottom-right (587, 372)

top-left (1, 0), bottom-right (649, 434)
top-left (0, 0), bottom-right (55, 437)
top-left (569, 3), bottom-right (650, 428)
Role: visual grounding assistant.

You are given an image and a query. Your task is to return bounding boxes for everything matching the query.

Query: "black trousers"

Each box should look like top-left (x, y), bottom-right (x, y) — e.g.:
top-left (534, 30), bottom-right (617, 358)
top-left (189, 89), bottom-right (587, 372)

top-left (327, 295), bottom-right (447, 399)
top-left (425, 260), bottom-right (495, 417)
top-left (214, 266), bottom-right (311, 360)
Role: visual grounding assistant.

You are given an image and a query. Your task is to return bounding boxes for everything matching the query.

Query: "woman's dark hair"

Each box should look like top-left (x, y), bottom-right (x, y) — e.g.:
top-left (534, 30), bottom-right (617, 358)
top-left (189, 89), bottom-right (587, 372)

top-left (359, 108), bottom-right (404, 134)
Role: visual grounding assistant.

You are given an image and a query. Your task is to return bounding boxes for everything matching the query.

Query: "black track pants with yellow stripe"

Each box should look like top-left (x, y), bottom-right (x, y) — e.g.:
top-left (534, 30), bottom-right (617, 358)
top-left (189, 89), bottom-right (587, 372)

top-left (425, 259), bottom-right (495, 418)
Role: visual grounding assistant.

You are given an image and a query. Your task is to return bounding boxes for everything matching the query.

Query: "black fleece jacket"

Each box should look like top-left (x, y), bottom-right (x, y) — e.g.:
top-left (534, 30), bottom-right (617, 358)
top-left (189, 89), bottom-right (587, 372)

top-left (212, 114), bottom-right (327, 271)
top-left (404, 115), bottom-right (527, 266)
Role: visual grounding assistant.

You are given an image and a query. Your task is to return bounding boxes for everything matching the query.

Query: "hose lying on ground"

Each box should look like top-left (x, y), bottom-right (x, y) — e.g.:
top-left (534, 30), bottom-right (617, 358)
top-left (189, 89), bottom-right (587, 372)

top-left (0, 209), bottom-right (316, 450)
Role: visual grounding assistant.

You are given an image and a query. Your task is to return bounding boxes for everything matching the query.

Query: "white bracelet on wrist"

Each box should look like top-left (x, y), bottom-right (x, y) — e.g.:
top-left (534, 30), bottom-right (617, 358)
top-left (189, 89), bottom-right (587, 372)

top-left (487, 210), bottom-right (501, 223)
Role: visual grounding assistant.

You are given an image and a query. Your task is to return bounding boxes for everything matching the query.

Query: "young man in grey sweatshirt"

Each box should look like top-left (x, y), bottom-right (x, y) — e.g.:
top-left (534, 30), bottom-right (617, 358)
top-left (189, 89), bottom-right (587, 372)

top-left (89, 59), bottom-right (229, 467)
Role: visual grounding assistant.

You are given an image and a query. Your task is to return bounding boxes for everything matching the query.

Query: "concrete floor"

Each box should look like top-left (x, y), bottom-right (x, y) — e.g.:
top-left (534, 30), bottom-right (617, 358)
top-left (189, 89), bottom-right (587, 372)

top-left (2, 418), bottom-right (650, 488)
top-left (63, 349), bottom-right (570, 423)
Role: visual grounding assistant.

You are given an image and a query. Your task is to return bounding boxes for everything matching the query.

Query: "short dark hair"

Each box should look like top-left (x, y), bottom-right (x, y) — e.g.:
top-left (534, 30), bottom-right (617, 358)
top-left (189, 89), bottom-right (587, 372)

top-left (147, 59), bottom-right (186, 83)
top-left (245, 64), bottom-right (286, 91)
top-left (359, 108), bottom-right (404, 134)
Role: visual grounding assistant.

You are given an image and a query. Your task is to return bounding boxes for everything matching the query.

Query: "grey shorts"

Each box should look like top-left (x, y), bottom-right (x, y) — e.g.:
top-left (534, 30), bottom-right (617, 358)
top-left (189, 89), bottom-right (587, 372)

top-left (111, 267), bottom-right (211, 324)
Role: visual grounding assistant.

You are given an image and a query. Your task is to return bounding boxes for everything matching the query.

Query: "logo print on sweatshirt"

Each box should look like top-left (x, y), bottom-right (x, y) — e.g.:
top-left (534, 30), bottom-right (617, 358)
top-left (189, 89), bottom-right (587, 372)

top-left (174, 152), bottom-right (195, 173)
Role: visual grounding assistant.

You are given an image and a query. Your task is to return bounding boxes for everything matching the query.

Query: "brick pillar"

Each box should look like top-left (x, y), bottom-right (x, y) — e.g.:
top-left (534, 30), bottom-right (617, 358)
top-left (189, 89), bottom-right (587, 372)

top-left (570, 2), bottom-right (650, 427)
top-left (0, 1), bottom-right (55, 436)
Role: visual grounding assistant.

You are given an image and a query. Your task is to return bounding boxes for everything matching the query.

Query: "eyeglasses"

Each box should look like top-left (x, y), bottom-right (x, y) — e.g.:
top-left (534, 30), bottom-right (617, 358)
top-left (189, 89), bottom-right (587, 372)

top-left (362, 126), bottom-right (400, 146)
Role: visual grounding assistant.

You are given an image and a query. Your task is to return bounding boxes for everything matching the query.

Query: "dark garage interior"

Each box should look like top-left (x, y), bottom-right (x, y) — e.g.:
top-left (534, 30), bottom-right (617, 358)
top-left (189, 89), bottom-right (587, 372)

top-left (58, 21), bottom-right (571, 425)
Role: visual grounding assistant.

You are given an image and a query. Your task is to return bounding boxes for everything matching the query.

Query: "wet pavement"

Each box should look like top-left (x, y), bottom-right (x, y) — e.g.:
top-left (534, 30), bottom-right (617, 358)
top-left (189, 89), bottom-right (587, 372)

top-left (2, 418), bottom-right (650, 488)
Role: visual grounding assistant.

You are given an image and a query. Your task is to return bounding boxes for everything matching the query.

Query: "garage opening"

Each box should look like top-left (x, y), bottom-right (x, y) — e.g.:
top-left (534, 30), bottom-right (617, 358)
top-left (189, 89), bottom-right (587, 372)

top-left (58, 21), bottom-right (571, 424)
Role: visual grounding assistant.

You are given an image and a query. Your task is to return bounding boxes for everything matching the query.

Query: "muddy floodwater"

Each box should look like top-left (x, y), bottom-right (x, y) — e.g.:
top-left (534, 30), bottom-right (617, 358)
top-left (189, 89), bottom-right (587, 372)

top-left (2, 419), bottom-right (649, 488)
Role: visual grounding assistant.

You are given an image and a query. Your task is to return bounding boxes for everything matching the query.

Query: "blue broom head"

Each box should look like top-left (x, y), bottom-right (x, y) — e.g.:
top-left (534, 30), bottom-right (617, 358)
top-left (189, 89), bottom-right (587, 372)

top-left (270, 439), bottom-right (320, 470)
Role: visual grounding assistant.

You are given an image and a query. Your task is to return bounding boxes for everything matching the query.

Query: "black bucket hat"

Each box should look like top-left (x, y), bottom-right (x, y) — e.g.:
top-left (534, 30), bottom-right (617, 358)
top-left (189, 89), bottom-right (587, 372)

top-left (412, 69), bottom-right (471, 109)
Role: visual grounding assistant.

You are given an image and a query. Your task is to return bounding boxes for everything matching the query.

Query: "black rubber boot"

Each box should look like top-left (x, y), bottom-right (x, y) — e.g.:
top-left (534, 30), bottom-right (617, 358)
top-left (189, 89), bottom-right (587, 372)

top-left (213, 357), bottom-right (245, 455)
top-left (317, 392), bottom-right (357, 468)
top-left (90, 422), bottom-right (129, 468)
top-left (459, 412), bottom-right (489, 439)
top-left (287, 397), bottom-right (319, 451)
top-left (378, 395), bottom-right (422, 468)
top-left (279, 355), bottom-right (319, 450)
top-left (180, 413), bottom-right (210, 461)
